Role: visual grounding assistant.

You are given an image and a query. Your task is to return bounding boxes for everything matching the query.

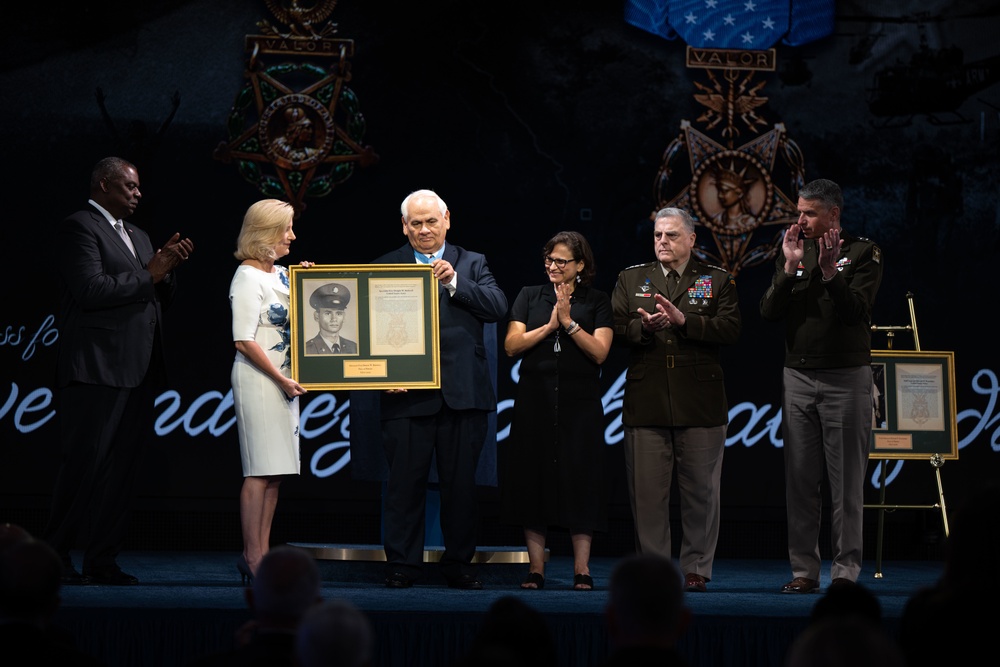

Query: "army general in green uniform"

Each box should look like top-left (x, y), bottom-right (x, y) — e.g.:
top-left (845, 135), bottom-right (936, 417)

top-left (611, 206), bottom-right (741, 593)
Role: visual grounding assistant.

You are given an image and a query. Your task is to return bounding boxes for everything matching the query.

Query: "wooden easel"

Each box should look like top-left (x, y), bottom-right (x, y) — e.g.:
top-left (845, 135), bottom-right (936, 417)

top-left (866, 292), bottom-right (950, 578)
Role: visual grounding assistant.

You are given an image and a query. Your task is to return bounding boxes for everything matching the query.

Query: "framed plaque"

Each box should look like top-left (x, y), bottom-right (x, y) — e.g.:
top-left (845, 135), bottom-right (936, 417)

top-left (869, 350), bottom-right (957, 460)
top-left (289, 264), bottom-right (440, 390)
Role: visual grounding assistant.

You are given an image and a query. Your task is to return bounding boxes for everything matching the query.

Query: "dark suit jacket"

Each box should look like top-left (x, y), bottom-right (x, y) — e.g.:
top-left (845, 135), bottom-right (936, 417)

top-left (375, 242), bottom-right (508, 419)
top-left (611, 257), bottom-right (740, 427)
top-left (55, 204), bottom-right (177, 389)
top-left (348, 242), bottom-right (506, 485)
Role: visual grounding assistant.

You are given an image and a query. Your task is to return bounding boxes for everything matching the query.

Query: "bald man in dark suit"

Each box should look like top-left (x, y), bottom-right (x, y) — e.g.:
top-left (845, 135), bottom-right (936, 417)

top-left (44, 156), bottom-right (193, 586)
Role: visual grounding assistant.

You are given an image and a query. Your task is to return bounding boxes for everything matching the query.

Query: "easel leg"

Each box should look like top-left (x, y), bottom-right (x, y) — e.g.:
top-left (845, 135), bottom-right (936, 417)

top-left (874, 459), bottom-right (886, 578)
top-left (931, 454), bottom-right (949, 538)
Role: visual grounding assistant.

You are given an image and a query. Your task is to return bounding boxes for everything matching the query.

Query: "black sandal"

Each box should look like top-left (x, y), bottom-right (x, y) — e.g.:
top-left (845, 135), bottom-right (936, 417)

top-left (521, 572), bottom-right (545, 590)
top-left (573, 573), bottom-right (594, 590)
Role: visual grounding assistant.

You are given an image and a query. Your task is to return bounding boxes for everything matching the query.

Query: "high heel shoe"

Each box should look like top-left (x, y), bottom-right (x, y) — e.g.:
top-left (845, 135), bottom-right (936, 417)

top-left (237, 555), bottom-right (254, 585)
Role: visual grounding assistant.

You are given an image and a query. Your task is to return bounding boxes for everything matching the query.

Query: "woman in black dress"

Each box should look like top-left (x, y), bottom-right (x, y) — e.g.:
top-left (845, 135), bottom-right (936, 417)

top-left (502, 231), bottom-right (614, 590)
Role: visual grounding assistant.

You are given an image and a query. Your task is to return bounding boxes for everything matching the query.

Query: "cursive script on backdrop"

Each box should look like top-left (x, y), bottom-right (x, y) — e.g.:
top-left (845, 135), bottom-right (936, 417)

top-left (4, 367), bottom-right (999, 488)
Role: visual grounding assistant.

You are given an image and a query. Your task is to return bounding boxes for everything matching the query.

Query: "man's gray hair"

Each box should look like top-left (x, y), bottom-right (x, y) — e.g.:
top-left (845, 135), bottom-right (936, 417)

top-left (653, 207), bottom-right (696, 234)
top-left (400, 189), bottom-right (447, 219)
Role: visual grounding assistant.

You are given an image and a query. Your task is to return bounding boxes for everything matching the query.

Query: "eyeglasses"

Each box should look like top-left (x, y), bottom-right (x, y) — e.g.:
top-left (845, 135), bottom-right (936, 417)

top-left (543, 256), bottom-right (576, 268)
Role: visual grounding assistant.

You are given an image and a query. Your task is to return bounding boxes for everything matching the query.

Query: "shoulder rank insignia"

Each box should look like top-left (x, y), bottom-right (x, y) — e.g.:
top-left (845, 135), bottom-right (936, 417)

top-left (623, 261), bottom-right (653, 271)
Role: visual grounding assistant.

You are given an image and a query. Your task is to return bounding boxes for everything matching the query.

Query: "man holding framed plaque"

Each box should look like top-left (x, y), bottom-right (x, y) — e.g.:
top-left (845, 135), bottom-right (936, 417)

top-left (376, 189), bottom-right (507, 590)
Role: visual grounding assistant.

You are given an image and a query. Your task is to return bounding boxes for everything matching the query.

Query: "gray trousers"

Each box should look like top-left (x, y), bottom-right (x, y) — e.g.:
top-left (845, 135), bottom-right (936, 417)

top-left (782, 366), bottom-right (873, 582)
top-left (623, 424), bottom-right (726, 579)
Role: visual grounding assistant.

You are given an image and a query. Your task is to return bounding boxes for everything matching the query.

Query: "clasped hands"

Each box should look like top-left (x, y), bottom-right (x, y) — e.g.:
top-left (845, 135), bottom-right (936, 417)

top-left (147, 232), bottom-right (195, 283)
top-left (549, 282), bottom-right (575, 332)
top-left (638, 293), bottom-right (684, 332)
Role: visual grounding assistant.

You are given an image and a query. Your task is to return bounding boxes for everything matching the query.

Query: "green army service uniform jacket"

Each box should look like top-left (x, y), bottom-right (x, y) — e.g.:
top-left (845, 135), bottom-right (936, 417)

top-left (611, 258), bottom-right (741, 428)
top-left (759, 230), bottom-right (883, 369)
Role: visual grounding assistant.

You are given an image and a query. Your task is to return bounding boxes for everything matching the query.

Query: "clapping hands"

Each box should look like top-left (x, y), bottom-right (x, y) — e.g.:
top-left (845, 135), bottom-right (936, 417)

top-left (147, 232), bottom-right (194, 283)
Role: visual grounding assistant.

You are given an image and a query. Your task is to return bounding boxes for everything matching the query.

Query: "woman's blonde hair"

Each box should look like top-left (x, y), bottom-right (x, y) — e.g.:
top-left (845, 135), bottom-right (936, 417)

top-left (234, 199), bottom-right (295, 261)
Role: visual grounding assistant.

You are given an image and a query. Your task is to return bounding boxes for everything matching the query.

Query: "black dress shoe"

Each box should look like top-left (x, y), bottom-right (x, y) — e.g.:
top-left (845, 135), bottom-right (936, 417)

top-left (84, 567), bottom-right (139, 586)
top-left (780, 577), bottom-right (819, 594)
top-left (829, 577), bottom-right (856, 589)
top-left (685, 572), bottom-right (707, 593)
top-left (60, 565), bottom-right (92, 586)
top-left (446, 573), bottom-right (483, 590)
top-left (385, 572), bottom-right (413, 589)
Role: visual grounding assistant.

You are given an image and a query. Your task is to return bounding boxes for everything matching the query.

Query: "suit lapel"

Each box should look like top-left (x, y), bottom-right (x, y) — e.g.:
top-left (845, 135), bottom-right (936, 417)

top-left (441, 243), bottom-right (458, 266)
top-left (93, 211), bottom-right (141, 268)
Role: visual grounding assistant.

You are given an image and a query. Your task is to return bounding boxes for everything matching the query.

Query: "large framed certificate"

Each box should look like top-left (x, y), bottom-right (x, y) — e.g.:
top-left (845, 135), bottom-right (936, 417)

top-left (869, 350), bottom-right (957, 460)
top-left (289, 264), bottom-right (440, 390)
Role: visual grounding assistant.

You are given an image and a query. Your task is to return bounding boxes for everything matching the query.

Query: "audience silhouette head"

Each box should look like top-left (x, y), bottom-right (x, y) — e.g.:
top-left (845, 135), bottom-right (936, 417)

top-left (0, 533), bottom-right (63, 624)
top-left (187, 544), bottom-right (323, 667)
top-left (898, 480), bottom-right (1000, 667)
top-left (454, 595), bottom-right (556, 667)
top-left (785, 615), bottom-right (903, 667)
top-left (597, 552), bottom-right (692, 666)
top-left (606, 552), bottom-right (690, 646)
top-left (810, 580), bottom-right (883, 625)
top-left (297, 598), bottom-right (375, 667)
top-left (248, 544), bottom-right (323, 628)
top-left (0, 524), bottom-right (106, 666)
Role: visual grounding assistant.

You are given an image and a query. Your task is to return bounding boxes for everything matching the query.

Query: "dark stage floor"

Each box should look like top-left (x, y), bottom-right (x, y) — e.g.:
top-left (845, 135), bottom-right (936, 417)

top-left (52, 548), bottom-right (943, 667)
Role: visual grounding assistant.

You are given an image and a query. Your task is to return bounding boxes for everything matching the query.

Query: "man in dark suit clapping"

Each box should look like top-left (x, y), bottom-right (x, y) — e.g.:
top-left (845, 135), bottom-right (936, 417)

top-left (376, 189), bottom-right (507, 590)
top-left (44, 156), bottom-right (193, 586)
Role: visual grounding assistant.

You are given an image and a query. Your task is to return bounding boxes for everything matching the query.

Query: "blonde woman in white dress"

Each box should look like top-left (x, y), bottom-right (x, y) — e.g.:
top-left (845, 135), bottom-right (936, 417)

top-left (230, 199), bottom-right (312, 583)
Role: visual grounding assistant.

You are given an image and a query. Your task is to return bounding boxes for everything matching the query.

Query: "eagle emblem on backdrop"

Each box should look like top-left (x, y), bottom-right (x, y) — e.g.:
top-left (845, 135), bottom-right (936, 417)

top-left (213, 0), bottom-right (378, 217)
top-left (625, 0), bottom-right (835, 275)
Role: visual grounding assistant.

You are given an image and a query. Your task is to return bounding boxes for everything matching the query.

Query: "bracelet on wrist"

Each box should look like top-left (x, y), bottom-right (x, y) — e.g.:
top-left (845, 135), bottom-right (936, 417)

top-left (567, 321), bottom-right (581, 335)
